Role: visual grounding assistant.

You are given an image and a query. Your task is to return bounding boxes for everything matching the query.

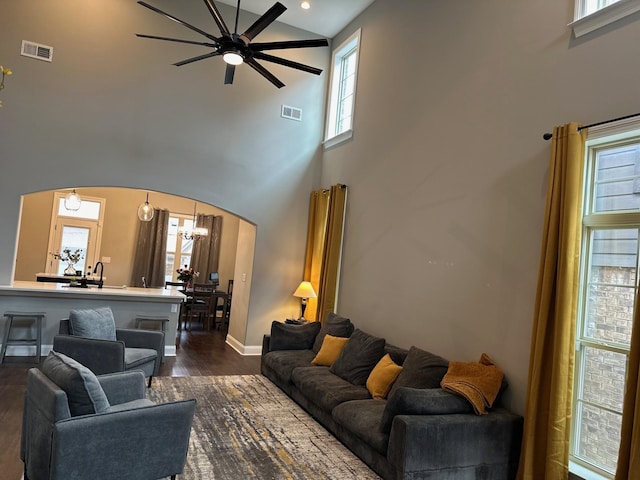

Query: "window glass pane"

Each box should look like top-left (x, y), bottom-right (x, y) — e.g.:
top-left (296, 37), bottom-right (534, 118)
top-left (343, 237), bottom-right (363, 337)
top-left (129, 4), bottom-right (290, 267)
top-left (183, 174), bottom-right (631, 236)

top-left (165, 254), bottom-right (175, 283)
top-left (579, 346), bottom-right (626, 412)
top-left (585, 229), bottom-right (637, 346)
top-left (58, 198), bottom-right (101, 220)
top-left (593, 145), bottom-right (640, 212)
top-left (582, 0), bottom-right (621, 17)
top-left (574, 402), bottom-right (621, 474)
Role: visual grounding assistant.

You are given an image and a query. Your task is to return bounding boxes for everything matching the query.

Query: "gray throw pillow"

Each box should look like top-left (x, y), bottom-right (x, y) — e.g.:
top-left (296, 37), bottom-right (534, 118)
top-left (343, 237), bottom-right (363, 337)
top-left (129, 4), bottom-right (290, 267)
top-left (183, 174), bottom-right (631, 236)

top-left (69, 306), bottom-right (117, 341)
top-left (387, 346), bottom-right (449, 399)
top-left (330, 329), bottom-right (386, 385)
top-left (379, 387), bottom-right (472, 433)
top-left (270, 321), bottom-right (322, 351)
top-left (312, 312), bottom-right (354, 353)
top-left (42, 351), bottom-right (110, 416)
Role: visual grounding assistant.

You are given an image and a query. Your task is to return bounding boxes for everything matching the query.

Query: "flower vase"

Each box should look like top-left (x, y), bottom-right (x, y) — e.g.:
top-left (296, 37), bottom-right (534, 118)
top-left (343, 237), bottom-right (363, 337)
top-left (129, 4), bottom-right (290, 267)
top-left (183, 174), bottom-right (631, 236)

top-left (64, 263), bottom-right (77, 276)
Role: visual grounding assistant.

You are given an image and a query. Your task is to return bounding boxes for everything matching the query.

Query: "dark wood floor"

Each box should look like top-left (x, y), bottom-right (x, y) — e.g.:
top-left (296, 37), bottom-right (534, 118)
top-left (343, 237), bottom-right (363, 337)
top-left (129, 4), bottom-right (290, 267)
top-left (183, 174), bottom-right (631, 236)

top-left (0, 326), bottom-right (262, 480)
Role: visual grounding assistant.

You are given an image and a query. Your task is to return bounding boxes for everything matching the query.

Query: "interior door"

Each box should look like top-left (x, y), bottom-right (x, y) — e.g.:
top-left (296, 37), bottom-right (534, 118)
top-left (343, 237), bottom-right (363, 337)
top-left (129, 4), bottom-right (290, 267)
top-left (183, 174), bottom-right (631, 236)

top-left (45, 192), bottom-right (104, 275)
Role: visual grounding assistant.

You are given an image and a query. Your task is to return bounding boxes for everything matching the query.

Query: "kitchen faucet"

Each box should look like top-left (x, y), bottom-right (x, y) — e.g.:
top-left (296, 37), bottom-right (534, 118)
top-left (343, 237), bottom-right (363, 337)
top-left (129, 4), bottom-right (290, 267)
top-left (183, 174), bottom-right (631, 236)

top-left (93, 261), bottom-right (104, 289)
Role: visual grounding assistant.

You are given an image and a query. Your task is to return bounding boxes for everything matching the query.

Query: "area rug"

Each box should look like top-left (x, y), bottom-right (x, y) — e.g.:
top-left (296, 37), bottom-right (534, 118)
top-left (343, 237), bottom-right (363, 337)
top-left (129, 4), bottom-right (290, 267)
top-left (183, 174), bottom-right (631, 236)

top-left (147, 375), bottom-right (381, 479)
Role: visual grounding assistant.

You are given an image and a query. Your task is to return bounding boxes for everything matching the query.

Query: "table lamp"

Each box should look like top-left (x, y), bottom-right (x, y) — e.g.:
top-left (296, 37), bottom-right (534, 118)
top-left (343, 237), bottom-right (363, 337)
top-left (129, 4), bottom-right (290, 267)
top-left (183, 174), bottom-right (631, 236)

top-left (293, 281), bottom-right (317, 320)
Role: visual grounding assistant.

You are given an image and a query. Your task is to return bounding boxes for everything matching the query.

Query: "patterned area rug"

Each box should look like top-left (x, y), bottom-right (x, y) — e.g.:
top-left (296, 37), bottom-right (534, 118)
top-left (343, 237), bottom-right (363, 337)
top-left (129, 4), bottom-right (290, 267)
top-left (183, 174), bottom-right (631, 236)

top-left (147, 375), bottom-right (381, 479)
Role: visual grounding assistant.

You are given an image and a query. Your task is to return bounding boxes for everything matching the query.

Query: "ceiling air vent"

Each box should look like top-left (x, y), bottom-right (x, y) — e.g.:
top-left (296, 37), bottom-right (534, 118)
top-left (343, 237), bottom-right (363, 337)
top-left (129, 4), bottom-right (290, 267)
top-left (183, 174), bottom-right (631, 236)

top-left (281, 105), bottom-right (302, 122)
top-left (21, 40), bottom-right (54, 62)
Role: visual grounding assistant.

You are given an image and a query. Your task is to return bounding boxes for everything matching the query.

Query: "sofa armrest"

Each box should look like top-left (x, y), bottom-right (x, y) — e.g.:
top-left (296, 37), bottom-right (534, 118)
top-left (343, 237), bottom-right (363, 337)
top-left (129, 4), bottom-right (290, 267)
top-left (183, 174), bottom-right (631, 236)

top-left (53, 335), bottom-right (125, 374)
top-left (387, 409), bottom-right (523, 477)
top-left (380, 387), bottom-right (472, 433)
top-left (98, 371), bottom-right (146, 405)
top-left (262, 334), bottom-right (271, 356)
top-left (116, 328), bottom-right (164, 351)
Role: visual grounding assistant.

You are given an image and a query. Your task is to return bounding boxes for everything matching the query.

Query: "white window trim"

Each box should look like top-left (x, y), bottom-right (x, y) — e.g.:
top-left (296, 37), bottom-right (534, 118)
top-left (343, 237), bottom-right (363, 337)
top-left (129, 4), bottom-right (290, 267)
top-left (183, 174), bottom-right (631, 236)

top-left (569, 115), bottom-right (640, 480)
top-left (323, 28), bottom-right (361, 149)
top-left (570, 0), bottom-right (640, 38)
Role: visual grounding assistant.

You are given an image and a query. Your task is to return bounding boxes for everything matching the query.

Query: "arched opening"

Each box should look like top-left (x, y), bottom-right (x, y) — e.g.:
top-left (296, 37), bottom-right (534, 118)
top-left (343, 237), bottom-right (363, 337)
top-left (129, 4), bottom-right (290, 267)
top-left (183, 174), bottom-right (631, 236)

top-left (13, 186), bottom-right (256, 343)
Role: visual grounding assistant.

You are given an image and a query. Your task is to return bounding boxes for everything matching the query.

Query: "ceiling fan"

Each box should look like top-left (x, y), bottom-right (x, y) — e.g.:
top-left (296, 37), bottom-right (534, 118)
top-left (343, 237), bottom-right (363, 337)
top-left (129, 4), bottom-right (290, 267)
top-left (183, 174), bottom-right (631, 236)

top-left (136, 0), bottom-right (329, 89)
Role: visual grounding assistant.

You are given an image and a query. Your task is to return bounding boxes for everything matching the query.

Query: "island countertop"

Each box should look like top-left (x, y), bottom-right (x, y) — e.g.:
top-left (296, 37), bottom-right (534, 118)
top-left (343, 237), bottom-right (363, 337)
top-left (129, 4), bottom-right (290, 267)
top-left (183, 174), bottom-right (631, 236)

top-left (0, 281), bottom-right (185, 303)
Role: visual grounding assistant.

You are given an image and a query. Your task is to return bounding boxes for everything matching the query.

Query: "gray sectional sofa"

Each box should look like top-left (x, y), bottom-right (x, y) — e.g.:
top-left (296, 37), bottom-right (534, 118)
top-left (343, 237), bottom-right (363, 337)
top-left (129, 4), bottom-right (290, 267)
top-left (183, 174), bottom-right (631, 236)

top-left (261, 314), bottom-right (523, 480)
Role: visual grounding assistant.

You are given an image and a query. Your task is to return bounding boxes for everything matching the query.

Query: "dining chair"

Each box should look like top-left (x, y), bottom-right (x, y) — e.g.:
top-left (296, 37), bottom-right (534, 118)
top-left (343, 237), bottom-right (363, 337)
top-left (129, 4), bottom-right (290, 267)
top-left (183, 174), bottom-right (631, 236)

top-left (182, 283), bottom-right (215, 331)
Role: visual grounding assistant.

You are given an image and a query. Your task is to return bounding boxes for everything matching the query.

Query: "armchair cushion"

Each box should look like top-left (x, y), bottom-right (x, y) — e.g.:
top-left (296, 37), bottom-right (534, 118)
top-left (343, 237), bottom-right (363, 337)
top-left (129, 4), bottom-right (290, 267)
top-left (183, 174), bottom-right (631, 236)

top-left (69, 306), bottom-right (117, 341)
top-left (42, 351), bottom-right (110, 416)
top-left (269, 320), bottom-right (321, 351)
top-left (330, 329), bottom-right (386, 385)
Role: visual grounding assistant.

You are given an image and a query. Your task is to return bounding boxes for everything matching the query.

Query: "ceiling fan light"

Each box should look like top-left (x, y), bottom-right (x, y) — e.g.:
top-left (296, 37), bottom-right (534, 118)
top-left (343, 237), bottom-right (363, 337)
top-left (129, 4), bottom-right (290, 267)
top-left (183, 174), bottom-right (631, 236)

top-left (223, 51), bottom-right (243, 65)
top-left (300, 1), bottom-right (311, 10)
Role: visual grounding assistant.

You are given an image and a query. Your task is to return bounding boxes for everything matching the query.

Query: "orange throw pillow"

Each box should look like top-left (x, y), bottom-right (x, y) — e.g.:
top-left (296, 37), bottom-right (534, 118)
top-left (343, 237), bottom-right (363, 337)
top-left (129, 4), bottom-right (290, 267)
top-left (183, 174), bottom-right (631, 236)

top-left (366, 354), bottom-right (403, 399)
top-left (311, 334), bottom-right (350, 366)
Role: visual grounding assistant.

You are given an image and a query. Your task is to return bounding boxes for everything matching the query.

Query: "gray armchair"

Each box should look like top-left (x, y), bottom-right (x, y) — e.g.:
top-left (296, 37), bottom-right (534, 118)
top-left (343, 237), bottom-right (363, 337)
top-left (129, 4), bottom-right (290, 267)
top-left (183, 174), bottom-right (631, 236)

top-left (21, 352), bottom-right (195, 480)
top-left (53, 308), bottom-right (164, 387)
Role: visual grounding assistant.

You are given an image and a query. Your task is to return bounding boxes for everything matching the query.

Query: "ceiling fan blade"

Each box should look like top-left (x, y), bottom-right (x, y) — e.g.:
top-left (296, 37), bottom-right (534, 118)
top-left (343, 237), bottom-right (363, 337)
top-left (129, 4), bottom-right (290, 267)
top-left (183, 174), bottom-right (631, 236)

top-left (173, 51), bottom-right (220, 66)
top-left (202, 0), bottom-right (231, 37)
top-left (245, 58), bottom-right (285, 88)
top-left (136, 33), bottom-right (218, 48)
top-left (253, 52), bottom-right (322, 75)
top-left (137, 1), bottom-right (219, 42)
top-left (224, 64), bottom-right (235, 84)
top-left (251, 39), bottom-right (329, 52)
top-left (240, 2), bottom-right (287, 43)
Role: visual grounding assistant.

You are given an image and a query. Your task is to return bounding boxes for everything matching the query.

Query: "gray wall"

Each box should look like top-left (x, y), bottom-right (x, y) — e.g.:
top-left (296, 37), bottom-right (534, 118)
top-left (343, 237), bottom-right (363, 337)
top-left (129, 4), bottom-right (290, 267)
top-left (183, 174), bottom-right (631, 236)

top-left (0, 0), bottom-right (328, 348)
top-left (321, 0), bottom-right (640, 413)
top-left (2, 0), bottom-right (640, 414)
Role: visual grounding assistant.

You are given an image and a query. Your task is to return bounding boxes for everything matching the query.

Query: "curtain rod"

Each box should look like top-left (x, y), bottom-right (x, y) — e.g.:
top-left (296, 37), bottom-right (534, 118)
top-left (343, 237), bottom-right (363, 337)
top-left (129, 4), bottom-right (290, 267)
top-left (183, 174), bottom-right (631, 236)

top-left (542, 111), bottom-right (640, 141)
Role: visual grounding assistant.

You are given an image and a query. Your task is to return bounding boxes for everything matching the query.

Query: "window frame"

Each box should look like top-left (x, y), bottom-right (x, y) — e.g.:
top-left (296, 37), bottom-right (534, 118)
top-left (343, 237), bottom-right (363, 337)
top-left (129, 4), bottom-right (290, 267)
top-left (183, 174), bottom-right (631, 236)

top-left (571, 118), bottom-right (640, 479)
top-left (570, 0), bottom-right (640, 38)
top-left (323, 28), bottom-right (361, 149)
top-left (165, 213), bottom-right (195, 283)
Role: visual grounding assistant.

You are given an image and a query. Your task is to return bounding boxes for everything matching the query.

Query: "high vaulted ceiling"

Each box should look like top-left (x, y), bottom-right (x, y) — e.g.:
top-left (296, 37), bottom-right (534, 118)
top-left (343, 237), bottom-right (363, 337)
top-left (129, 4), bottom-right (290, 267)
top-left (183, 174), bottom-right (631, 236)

top-left (216, 0), bottom-right (375, 38)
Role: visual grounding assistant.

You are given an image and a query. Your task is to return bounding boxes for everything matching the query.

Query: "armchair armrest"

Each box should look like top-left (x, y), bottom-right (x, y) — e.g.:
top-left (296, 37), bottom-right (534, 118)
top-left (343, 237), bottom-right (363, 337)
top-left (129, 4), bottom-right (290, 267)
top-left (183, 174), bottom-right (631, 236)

top-left (387, 409), bottom-right (523, 477)
top-left (53, 335), bottom-right (125, 374)
top-left (52, 399), bottom-right (197, 480)
top-left (116, 328), bottom-right (164, 351)
top-left (98, 371), bottom-right (146, 405)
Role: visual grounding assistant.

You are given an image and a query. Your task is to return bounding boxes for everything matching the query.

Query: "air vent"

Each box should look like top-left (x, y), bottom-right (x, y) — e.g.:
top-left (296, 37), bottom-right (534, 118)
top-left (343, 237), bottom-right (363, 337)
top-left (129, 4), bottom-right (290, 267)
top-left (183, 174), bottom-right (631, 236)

top-left (21, 40), bottom-right (53, 62)
top-left (281, 105), bottom-right (302, 122)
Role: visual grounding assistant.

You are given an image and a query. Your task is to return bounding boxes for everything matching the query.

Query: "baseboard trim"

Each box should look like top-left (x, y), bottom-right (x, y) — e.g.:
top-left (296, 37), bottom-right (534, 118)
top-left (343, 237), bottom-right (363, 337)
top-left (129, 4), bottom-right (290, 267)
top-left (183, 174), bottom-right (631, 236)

top-left (225, 334), bottom-right (261, 356)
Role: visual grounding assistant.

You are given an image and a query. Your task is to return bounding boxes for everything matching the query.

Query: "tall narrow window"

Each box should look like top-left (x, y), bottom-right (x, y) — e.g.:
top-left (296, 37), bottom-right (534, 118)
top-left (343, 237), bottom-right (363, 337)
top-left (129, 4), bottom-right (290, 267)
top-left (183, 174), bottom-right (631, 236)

top-left (324, 29), bottom-right (361, 148)
top-left (572, 124), bottom-right (640, 479)
top-left (165, 215), bottom-right (194, 283)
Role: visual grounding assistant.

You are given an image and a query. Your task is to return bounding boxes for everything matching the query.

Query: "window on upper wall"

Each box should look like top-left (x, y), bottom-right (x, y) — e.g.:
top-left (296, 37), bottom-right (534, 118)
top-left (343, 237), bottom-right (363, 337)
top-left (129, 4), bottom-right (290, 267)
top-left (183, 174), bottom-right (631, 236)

top-left (571, 0), bottom-right (640, 37)
top-left (324, 29), bottom-right (361, 149)
top-left (571, 119), bottom-right (640, 480)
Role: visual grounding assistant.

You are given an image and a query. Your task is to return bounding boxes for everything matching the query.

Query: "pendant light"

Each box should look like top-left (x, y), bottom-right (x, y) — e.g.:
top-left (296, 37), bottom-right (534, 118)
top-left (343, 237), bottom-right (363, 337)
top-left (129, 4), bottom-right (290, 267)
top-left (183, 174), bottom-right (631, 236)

top-left (137, 192), bottom-right (155, 222)
top-left (64, 189), bottom-right (81, 211)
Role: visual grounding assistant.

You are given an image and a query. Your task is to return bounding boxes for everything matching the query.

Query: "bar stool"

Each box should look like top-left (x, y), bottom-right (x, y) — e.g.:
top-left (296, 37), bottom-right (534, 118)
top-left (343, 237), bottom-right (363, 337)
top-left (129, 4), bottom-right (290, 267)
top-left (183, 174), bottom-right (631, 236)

top-left (134, 315), bottom-right (170, 332)
top-left (1, 311), bottom-right (46, 364)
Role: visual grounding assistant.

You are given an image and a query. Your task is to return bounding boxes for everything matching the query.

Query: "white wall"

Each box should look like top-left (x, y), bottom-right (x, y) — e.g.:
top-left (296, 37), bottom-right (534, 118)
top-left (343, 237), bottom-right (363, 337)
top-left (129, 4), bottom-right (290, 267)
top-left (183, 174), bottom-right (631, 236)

top-left (322, 0), bottom-right (640, 414)
top-left (0, 0), bottom-right (329, 347)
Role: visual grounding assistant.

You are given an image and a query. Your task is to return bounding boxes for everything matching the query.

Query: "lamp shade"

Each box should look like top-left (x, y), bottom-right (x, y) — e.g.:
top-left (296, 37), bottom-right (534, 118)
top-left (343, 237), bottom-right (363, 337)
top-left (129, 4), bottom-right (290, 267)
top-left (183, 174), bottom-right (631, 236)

top-left (64, 189), bottom-right (81, 211)
top-left (293, 281), bottom-right (317, 299)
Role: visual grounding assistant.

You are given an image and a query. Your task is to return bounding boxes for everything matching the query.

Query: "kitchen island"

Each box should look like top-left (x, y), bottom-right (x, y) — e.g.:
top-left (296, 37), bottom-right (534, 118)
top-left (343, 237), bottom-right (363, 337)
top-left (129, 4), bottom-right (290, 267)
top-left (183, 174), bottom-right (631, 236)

top-left (0, 281), bottom-right (184, 358)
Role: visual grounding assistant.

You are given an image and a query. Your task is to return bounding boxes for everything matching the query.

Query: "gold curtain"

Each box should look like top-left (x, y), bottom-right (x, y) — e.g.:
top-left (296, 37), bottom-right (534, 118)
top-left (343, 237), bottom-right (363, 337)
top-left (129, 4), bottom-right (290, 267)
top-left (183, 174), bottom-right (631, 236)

top-left (617, 296), bottom-right (640, 477)
top-left (517, 123), bottom-right (586, 479)
top-left (302, 184), bottom-right (347, 322)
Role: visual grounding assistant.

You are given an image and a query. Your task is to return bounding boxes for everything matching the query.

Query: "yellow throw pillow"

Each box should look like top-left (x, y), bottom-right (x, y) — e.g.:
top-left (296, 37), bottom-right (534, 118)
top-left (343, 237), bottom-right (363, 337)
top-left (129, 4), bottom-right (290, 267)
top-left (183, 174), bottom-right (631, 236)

top-left (366, 354), bottom-right (403, 399)
top-left (311, 334), bottom-right (350, 366)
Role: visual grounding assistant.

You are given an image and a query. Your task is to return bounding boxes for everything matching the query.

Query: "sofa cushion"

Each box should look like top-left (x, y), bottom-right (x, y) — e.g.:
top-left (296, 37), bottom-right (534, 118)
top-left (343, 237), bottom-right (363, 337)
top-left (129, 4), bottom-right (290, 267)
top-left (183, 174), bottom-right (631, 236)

top-left (366, 354), bottom-right (403, 399)
top-left (262, 349), bottom-right (317, 385)
top-left (330, 329), bottom-right (386, 386)
top-left (312, 334), bottom-right (350, 366)
top-left (332, 399), bottom-right (390, 455)
top-left (387, 346), bottom-right (449, 399)
top-left (380, 387), bottom-right (473, 433)
top-left (312, 312), bottom-right (354, 353)
top-left (68, 306), bottom-right (117, 341)
top-left (269, 320), bottom-right (321, 351)
top-left (291, 366), bottom-right (371, 412)
top-left (42, 351), bottom-right (110, 416)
